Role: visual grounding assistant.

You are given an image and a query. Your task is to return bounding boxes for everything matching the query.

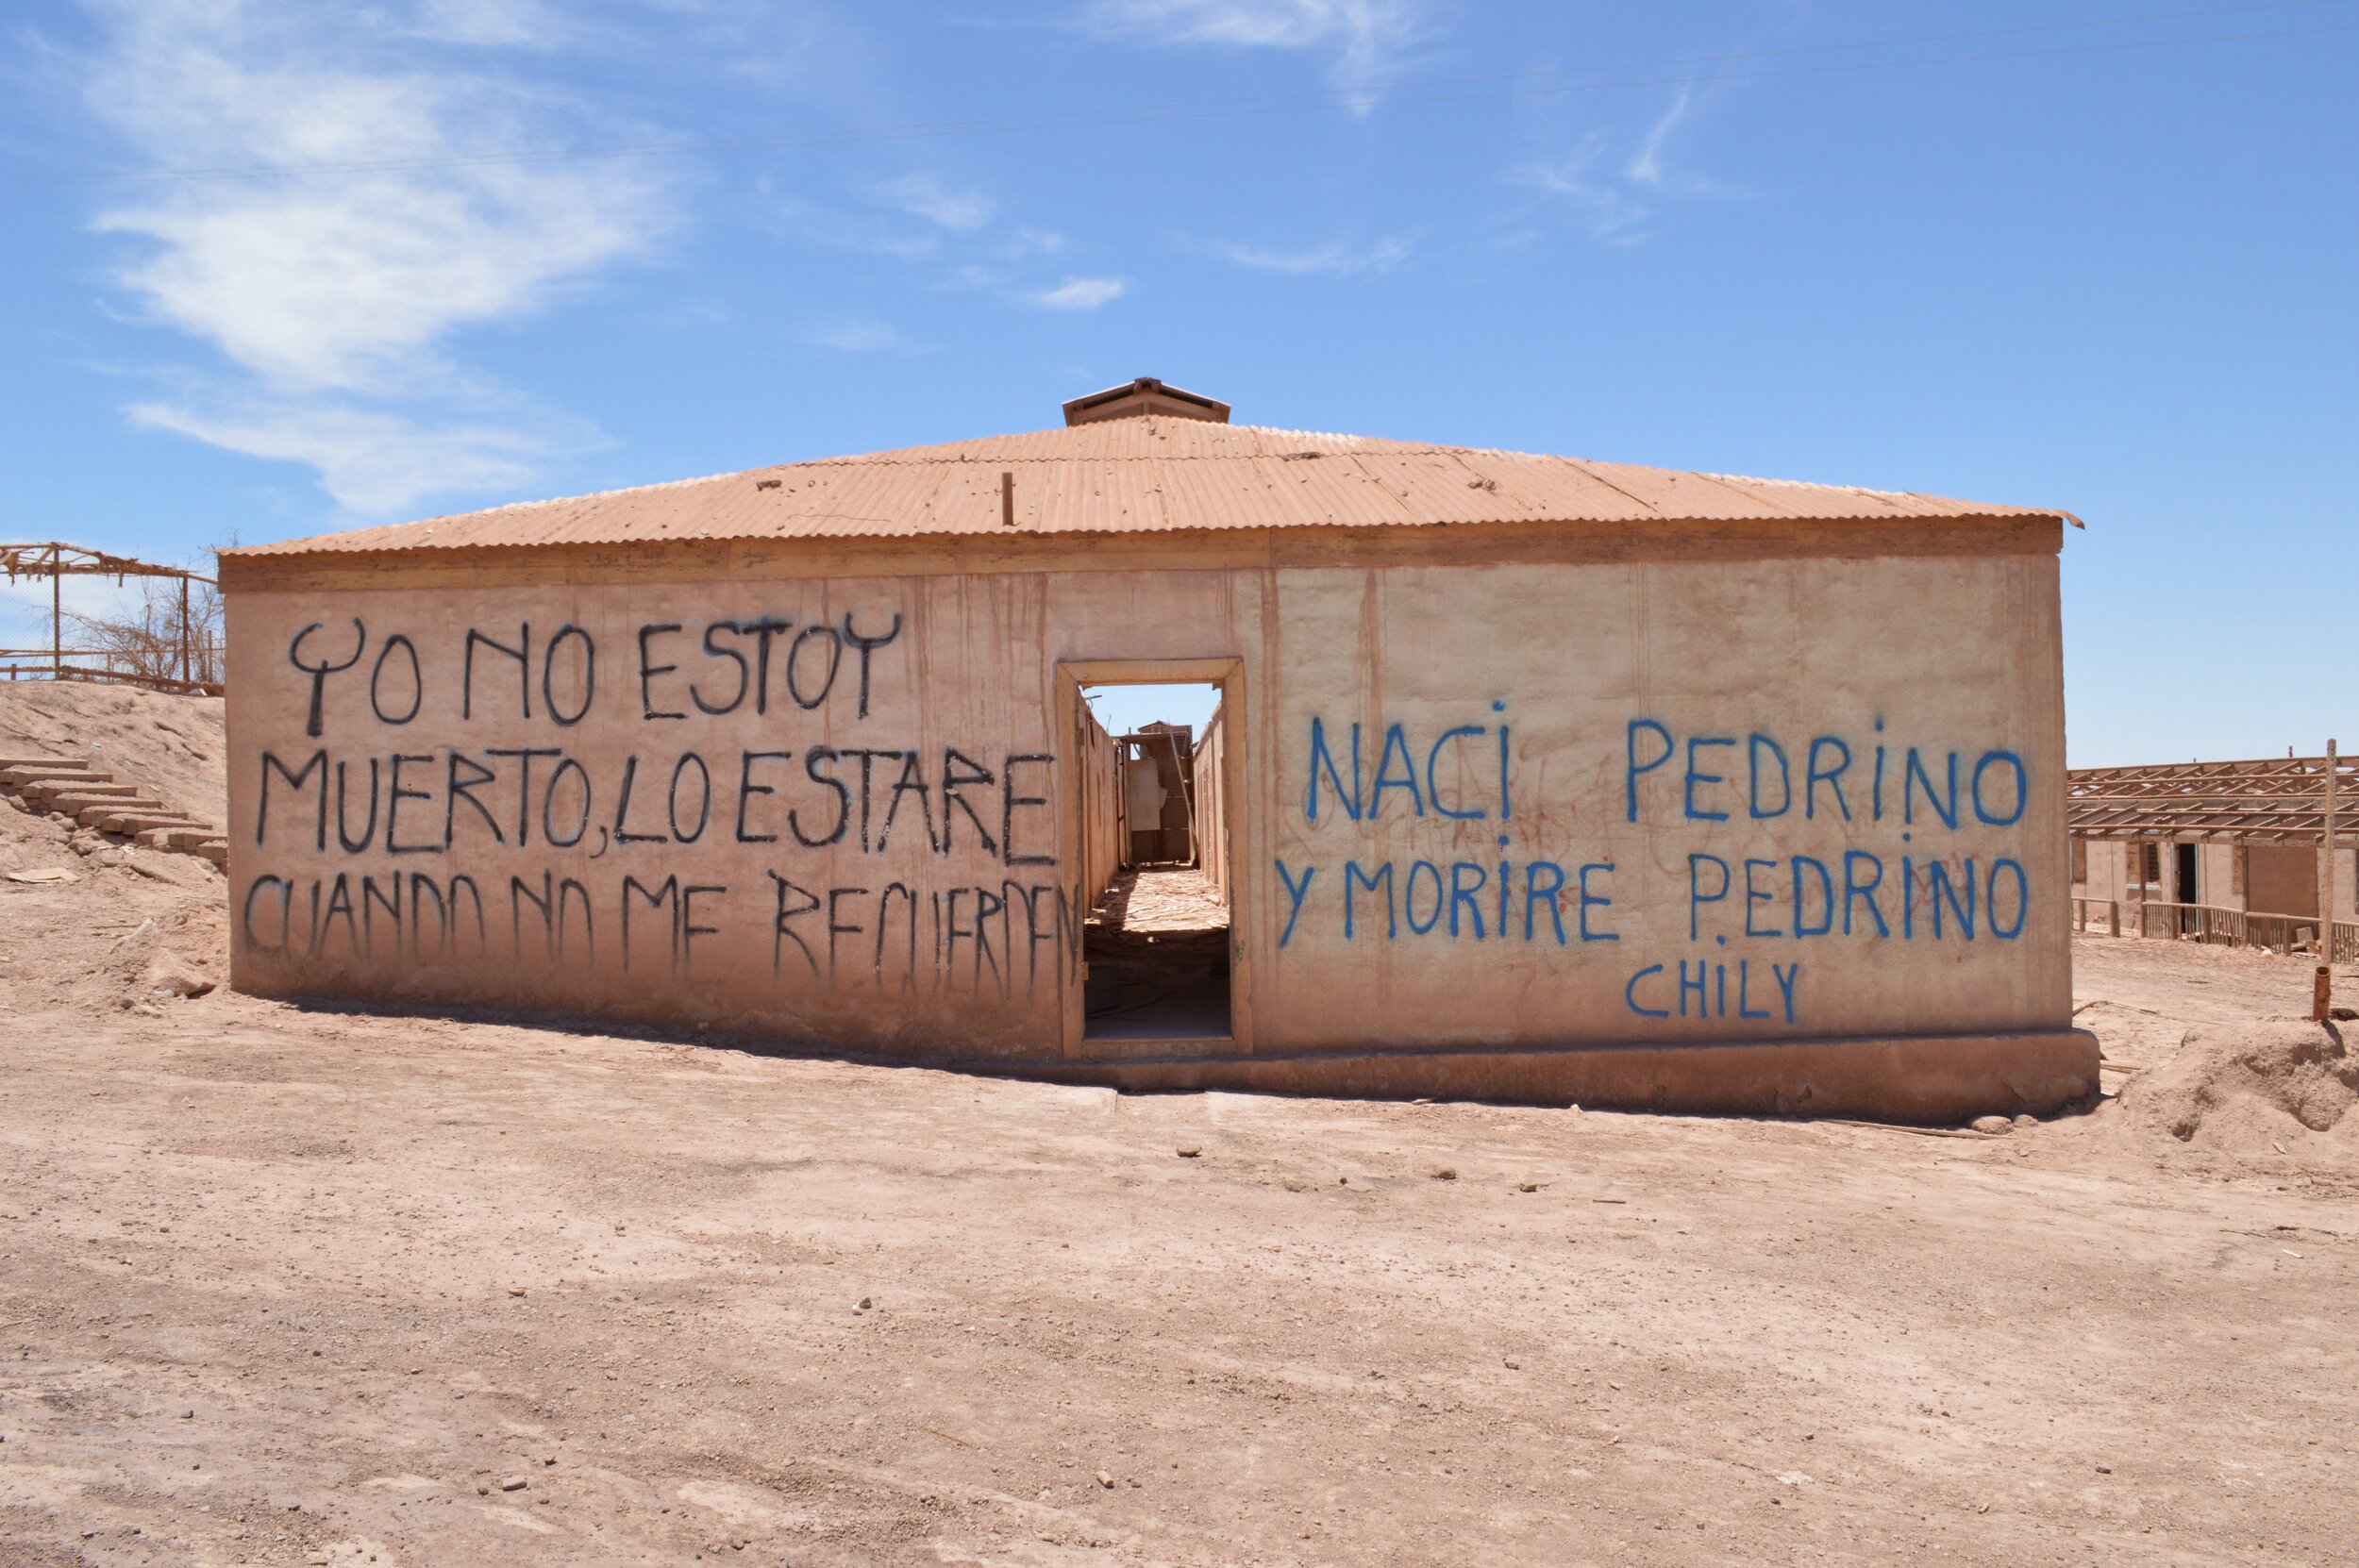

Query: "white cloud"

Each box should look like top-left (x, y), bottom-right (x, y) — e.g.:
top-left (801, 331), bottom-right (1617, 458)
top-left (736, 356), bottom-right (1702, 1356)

top-left (873, 173), bottom-right (995, 233)
top-left (125, 398), bottom-right (561, 516)
top-left (776, 178), bottom-right (1023, 261)
top-left (1210, 232), bottom-right (1414, 275)
top-left (1623, 86), bottom-right (1733, 200)
top-left (772, 181), bottom-right (1083, 312)
top-left (771, 195), bottom-right (942, 260)
top-left (1509, 86), bottom-right (1737, 248)
top-left (808, 318), bottom-right (925, 353)
top-left (1624, 85), bottom-right (1690, 190)
top-left (1511, 139), bottom-right (1650, 242)
top-left (98, 169), bottom-right (658, 394)
top-left (1080, 0), bottom-right (1434, 92)
top-left (406, 0), bottom-right (564, 49)
top-left (75, 0), bottom-right (671, 513)
top-left (999, 226), bottom-right (1068, 259)
top-left (1029, 275), bottom-right (1127, 310)
top-left (934, 262), bottom-right (1001, 295)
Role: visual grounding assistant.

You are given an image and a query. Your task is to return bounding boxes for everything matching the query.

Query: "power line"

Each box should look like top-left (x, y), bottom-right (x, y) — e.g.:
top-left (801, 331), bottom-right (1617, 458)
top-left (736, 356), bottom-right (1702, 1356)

top-left (6, 1), bottom-right (2352, 189)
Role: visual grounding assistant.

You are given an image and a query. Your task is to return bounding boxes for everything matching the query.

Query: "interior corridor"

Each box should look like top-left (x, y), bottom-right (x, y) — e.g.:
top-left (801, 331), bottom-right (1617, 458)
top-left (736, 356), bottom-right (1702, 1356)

top-left (1081, 864), bottom-right (1231, 1041)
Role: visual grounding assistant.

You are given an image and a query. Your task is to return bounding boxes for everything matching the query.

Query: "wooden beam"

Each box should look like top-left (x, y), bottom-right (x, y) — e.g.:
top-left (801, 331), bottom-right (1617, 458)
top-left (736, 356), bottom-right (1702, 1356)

top-left (2324, 738), bottom-right (2341, 930)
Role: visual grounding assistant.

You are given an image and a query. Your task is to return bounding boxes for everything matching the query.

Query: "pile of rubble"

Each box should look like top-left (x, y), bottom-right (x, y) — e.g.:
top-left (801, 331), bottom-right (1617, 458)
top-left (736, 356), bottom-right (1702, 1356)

top-left (1, 753), bottom-right (226, 868)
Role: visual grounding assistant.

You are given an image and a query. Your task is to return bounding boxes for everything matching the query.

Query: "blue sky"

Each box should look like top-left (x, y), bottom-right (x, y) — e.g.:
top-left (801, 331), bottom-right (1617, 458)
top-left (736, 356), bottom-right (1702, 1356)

top-left (2, 0), bottom-right (2351, 765)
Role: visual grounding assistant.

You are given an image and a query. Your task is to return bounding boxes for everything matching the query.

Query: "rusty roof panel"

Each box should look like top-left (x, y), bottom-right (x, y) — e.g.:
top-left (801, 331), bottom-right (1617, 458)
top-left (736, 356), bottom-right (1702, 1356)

top-left (227, 419), bottom-right (2067, 558)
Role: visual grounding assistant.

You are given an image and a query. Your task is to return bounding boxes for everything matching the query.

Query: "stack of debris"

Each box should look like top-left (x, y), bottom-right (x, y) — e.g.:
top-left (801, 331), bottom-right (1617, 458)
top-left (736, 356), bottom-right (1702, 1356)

top-left (0, 754), bottom-right (226, 868)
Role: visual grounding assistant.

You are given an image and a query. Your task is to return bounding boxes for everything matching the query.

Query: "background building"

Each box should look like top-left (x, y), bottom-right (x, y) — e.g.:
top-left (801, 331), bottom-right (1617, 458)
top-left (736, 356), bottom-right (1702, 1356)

top-left (2068, 753), bottom-right (2355, 956)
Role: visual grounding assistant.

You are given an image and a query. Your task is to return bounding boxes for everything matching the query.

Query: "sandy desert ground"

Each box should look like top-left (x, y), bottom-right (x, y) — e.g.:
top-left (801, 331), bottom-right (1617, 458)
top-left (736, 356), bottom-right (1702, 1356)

top-left (2, 682), bottom-right (2354, 1567)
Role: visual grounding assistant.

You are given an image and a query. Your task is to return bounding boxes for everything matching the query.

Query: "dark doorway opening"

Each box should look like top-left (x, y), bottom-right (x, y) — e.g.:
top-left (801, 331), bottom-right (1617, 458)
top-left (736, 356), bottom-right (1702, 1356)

top-left (1077, 682), bottom-right (1230, 1043)
top-left (2176, 842), bottom-right (2200, 906)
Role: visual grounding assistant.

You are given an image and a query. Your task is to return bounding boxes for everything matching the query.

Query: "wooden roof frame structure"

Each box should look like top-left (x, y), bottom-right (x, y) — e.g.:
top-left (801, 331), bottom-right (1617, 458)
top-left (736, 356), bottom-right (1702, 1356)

top-left (0, 542), bottom-right (214, 586)
top-left (2066, 756), bottom-right (2353, 843)
top-left (1, 541), bottom-right (219, 691)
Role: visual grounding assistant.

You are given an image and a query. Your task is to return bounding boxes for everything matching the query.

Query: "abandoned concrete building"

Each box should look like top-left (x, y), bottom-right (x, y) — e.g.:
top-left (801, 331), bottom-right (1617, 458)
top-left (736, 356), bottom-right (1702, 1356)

top-left (2067, 752), bottom-right (2356, 957)
top-left (221, 378), bottom-right (2098, 1119)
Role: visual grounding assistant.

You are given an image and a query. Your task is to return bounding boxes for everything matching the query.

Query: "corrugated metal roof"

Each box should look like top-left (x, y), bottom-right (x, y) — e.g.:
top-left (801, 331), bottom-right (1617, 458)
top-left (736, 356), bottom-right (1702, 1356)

top-left (227, 418), bottom-right (2069, 558)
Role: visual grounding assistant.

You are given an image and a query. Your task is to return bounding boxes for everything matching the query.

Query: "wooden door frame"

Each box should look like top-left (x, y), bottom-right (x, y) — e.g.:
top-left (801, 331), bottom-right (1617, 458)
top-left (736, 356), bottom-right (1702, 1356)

top-left (1055, 658), bottom-right (1249, 1059)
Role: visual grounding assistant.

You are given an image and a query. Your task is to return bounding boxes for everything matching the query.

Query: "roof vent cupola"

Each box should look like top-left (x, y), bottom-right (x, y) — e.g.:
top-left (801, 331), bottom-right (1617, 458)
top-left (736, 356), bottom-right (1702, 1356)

top-left (1061, 377), bottom-right (1230, 427)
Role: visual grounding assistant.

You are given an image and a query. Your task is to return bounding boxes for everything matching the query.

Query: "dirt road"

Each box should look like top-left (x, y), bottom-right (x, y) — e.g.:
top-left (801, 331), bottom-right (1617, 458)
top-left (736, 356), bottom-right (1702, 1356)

top-left (3, 888), bottom-right (2354, 1564)
top-left (5, 681), bottom-right (2355, 1564)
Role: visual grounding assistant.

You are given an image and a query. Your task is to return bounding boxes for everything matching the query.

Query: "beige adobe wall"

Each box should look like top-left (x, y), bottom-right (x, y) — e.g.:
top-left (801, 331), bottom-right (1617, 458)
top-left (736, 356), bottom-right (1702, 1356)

top-left (2200, 842), bottom-right (2241, 910)
top-left (223, 521), bottom-right (2084, 1110)
top-left (1193, 700), bottom-right (1230, 900)
top-left (2070, 838), bottom-right (2130, 923)
top-left (1243, 554), bottom-right (2068, 1052)
top-left (1075, 703), bottom-right (1124, 914)
top-left (2317, 845), bottom-right (2357, 924)
top-left (228, 568), bottom-right (1106, 1058)
top-left (2102, 840), bottom-right (2125, 906)
top-left (2069, 840), bottom-right (2354, 932)
top-left (2247, 843), bottom-right (2319, 918)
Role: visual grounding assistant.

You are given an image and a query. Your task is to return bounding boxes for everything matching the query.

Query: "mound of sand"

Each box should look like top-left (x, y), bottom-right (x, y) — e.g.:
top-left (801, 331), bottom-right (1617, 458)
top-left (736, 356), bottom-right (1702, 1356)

top-left (0, 680), bottom-right (229, 1013)
top-left (2117, 1018), bottom-right (2358, 1158)
top-left (0, 679), bottom-right (226, 829)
